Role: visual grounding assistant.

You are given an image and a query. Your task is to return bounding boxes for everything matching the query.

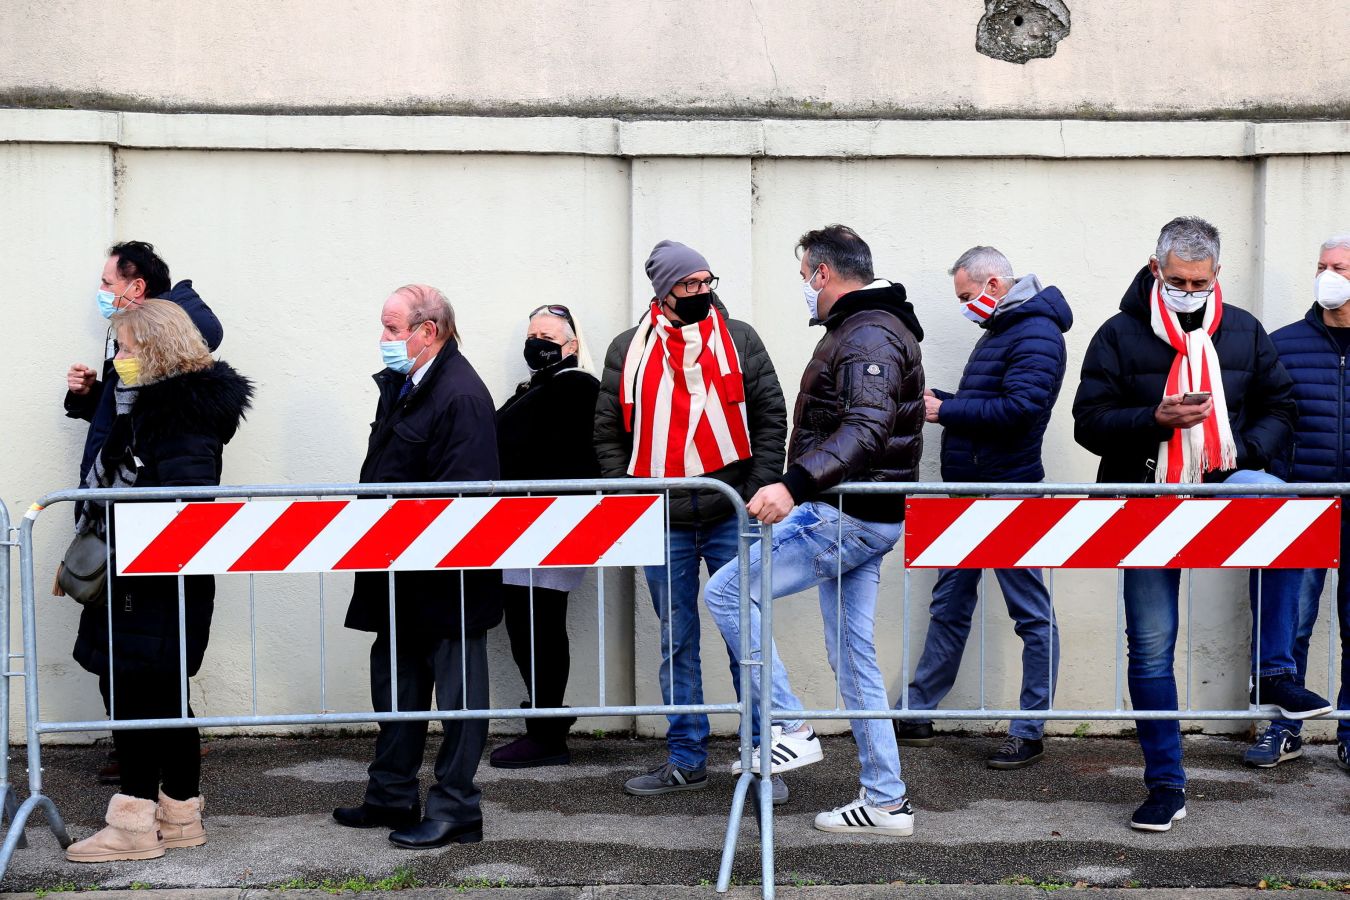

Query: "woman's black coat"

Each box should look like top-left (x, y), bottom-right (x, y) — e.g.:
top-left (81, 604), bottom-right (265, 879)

top-left (73, 361), bottom-right (253, 678)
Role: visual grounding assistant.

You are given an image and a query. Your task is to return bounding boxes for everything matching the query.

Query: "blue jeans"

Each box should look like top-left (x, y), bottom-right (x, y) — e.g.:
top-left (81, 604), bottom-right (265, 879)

top-left (1254, 516), bottom-right (1350, 741)
top-left (1125, 469), bottom-right (1305, 790)
top-left (901, 567), bottom-right (1060, 739)
top-left (705, 502), bottom-right (908, 807)
top-left (643, 515), bottom-right (746, 771)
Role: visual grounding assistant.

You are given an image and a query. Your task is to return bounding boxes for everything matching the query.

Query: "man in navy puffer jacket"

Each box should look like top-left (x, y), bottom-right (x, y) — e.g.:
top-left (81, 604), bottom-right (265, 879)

top-left (1249, 234), bottom-right (1350, 774)
top-left (893, 246), bottom-right (1070, 771)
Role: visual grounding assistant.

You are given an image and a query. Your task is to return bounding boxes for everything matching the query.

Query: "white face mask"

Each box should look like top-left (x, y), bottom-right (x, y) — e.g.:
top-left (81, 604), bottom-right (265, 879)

top-left (1158, 279), bottom-right (1212, 314)
top-left (1315, 270), bottom-right (1350, 310)
top-left (802, 267), bottom-right (822, 322)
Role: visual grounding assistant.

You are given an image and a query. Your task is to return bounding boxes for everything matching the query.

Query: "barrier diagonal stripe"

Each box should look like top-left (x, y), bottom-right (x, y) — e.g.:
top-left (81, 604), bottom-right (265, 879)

top-left (538, 495), bottom-right (661, 566)
top-left (228, 500), bottom-right (350, 572)
top-left (1061, 497), bottom-right (1182, 568)
top-left (333, 498), bottom-right (453, 570)
top-left (121, 502), bottom-right (246, 574)
top-left (437, 496), bottom-right (557, 568)
top-left (1170, 499), bottom-right (1278, 569)
top-left (959, 498), bottom-right (1077, 569)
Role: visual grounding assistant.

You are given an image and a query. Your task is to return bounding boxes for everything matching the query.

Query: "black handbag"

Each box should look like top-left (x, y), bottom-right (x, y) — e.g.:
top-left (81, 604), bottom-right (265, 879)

top-left (56, 529), bottom-right (109, 606)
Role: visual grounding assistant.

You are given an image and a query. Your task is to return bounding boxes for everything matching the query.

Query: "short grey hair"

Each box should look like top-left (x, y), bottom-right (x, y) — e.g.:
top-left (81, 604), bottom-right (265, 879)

top-left (1155, 216), bottom-right (1221, 266)
top-left (393, 284), bottom-right (457, 342)
top-left (1322, 233), bottom-right (1350, 253)
top-left (949, 246), bottom-right (1014, 282)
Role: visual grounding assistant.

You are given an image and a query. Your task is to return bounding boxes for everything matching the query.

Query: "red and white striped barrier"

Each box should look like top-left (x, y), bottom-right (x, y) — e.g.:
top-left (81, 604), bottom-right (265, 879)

top-left (904, 497), bottom-right (1340, 569)
top-left (113, 495), bottom-right (666, 576)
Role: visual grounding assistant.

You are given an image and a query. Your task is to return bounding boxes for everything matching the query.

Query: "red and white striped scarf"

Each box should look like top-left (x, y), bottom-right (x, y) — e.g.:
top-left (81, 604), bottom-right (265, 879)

top-left (620, 302), bottom-right (752, 478)
top-left (1149, 279), bottom-right (1237, 483)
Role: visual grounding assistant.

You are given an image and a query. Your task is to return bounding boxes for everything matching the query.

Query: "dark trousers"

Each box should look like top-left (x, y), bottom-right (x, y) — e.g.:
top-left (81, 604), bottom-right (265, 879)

top-left (98, 671), bottom-right (199, 802)
top-left (501, 584), bottom-right (571, 739)
top-left (364, 631), bottom-right (489, 824)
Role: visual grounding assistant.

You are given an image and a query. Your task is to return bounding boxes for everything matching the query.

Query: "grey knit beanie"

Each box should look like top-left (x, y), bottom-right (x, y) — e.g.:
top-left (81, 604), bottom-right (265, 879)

top-left (645, 240), bottom-right (711, 300)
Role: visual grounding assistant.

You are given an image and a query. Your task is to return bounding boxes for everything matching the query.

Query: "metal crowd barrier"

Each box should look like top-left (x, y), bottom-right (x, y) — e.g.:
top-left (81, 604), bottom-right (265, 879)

top-left (0, 499), bottom-right (26, 853)
top-left (750, 481), bottom-right (1347, 900)
top-left (0, 478), bottom-right (766, 886)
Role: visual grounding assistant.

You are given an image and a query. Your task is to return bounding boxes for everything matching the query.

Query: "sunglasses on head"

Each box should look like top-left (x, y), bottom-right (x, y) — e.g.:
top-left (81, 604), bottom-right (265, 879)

top-left (530, 304), bottom-right (575, 329)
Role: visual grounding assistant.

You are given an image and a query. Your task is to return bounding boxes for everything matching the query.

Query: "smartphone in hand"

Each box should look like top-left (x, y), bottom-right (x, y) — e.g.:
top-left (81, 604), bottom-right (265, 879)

top-left (1181, 391), bottom-right (1211, 405)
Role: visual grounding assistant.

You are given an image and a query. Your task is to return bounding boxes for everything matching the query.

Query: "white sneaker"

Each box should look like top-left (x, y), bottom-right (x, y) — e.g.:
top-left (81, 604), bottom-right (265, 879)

top-left (813, 788), bottom-right (915, 836)
top-left (731, 725), bottom-right (824, 775)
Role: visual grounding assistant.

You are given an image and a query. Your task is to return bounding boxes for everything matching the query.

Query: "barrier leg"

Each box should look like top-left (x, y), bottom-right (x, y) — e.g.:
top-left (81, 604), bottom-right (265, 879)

top-left (1, 503), bottom-right (28, 852)
top-left (757, 523), bottom-right (775, 900)
top-left (717, 517), bottom-right (759, 893)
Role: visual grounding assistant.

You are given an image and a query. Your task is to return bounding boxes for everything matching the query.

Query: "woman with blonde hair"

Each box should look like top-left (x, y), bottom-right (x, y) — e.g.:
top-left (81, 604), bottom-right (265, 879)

top-left (61, 299), bottom-right (253, 863)
top-left (489, 304), bottom-right (600, 768)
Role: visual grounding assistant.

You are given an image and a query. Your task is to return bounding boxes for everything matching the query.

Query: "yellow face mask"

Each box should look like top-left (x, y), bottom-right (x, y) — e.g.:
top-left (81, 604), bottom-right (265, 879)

top-left (112, 357), bottom-right (141, 386)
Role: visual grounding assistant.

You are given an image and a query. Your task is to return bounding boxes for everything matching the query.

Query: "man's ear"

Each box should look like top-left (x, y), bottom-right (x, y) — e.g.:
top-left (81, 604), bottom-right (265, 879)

top-left (128, 277), bottom-right (147, 300)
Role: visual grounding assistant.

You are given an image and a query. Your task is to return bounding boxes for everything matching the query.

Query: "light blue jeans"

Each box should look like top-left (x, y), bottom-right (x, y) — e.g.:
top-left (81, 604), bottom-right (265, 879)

top-left (704, 501), bottom-right (907, 807)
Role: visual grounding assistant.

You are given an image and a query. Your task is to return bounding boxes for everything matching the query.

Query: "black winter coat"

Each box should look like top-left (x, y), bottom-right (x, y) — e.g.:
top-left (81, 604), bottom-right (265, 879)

top-left (594, 295), bottom-right (788, 527)
top-left (344, 340), bottom-right (504, 640)
top-left (65, 281), bottom-right (224, 484)
top-left (1072, 265), bottom-right (1296, 483)
top-left (73, 361), bottom-right (253, 678)
top-left (936, 283), bottom-right (1072, 482)
top-left (779, 282), bottom-right (925, 524)
top-left (498, 358), bottom-right (601, 482)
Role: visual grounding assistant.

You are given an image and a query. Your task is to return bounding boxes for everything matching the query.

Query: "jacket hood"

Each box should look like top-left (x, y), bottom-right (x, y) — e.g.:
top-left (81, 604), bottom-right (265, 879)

top-left (159, 279), bottom-right (224, 352)
top-left (135, 360), bottom-right (254, 444)
top-left (825, 280), bottom-right (925, 342)
top-left (1118, 265), bottom-right (1159, 321)
top-left (990, 282), bottom-right (1073, 334)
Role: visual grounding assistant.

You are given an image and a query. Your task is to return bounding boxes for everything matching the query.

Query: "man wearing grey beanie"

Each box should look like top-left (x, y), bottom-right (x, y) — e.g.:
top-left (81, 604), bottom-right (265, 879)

top-left (594, 240), bottom-right (791, 800)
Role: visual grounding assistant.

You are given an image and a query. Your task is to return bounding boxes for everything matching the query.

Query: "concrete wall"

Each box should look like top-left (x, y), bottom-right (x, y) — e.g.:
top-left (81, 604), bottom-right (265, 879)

top-left (2, 110), bottom-right (1347, 745)
top-left (2, 1), bottom-right (1349, 119)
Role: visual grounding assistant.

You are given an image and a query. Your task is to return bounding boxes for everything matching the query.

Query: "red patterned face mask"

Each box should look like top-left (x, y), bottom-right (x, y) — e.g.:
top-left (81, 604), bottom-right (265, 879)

top-left (962, 281), bottom-right (998, 323)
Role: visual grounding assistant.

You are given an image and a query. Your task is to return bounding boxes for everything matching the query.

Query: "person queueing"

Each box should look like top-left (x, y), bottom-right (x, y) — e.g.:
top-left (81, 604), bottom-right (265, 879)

top-left (61, 300), bottom-right (253, 863)
top-left (489, 304), bottom-right (601, 768)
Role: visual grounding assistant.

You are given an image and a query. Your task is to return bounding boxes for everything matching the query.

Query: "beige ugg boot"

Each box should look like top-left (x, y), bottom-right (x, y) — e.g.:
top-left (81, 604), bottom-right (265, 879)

top-left (156, 790), bottom-right (207, 849)
top-left (66, 794), bottom-right (164, 863)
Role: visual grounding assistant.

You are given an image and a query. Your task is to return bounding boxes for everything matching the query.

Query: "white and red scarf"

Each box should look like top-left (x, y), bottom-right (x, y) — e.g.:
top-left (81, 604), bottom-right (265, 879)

top-left (1149, 279), bottom-right (1237, 483)
top-left (620, 302), bottom-right (752, 478)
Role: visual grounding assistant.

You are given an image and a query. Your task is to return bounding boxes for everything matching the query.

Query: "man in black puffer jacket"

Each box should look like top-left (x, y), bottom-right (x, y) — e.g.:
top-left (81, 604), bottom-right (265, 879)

top-left (336, 285), bottom-right (501, 851)
top-left (595, 241), bottom-right (787, 799)
top-left (1073, 216), bottom-right (1319, 834)
top-left (706, 224), bottom-right (925, 838)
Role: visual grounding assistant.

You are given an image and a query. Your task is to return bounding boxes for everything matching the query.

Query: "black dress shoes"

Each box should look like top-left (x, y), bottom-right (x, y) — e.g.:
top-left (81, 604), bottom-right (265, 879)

top-left (389, 817), bottom-right (483, 849)
top-left (332, 802), bottom-right (421, 830)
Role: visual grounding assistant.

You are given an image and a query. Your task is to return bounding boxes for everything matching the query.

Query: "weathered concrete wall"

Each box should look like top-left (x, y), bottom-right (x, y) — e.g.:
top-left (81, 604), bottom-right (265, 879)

top-left (1, 111), bottom-right (1347, 746)
top-left (2, 1), bottom-right (1348, 119)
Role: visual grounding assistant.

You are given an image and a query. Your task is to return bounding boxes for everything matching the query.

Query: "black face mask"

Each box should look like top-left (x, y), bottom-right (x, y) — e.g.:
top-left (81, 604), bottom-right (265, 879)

top-left (524, 336), bottom-right (565, 371)
top-left (667, 291), bottom-right (712, 324)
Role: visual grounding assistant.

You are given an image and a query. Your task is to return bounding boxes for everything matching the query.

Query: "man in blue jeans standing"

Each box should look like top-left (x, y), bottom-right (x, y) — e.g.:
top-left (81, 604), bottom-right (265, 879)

top-left (1249, 233), bottom-right (1350, 772)
top-left (894, 246), bottom-right (1071, 770)
top-left (1073, 216), bottom-right (1318, 832)
top-left (594, 240), bottom-right (787, 799)
top-left (705, 224), bottom-right (926, 836)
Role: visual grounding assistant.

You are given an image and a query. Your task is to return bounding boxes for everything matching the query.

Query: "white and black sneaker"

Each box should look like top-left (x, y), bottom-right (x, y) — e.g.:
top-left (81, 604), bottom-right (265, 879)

top-left (731, 725), bottom-right (824, 775)
top-left (814, 788), bottom-right (915, 836)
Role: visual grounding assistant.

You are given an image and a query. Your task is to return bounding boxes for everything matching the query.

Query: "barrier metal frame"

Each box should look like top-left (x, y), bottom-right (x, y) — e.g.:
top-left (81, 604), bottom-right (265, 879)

top-left (0, 477), bottom-right (766, 889)
top-left (751, 480), bottom-right (1347, 900)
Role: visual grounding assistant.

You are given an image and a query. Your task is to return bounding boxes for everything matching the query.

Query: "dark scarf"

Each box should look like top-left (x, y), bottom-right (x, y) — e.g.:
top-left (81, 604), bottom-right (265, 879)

top-left (74, 385), bottom-right (141, 537)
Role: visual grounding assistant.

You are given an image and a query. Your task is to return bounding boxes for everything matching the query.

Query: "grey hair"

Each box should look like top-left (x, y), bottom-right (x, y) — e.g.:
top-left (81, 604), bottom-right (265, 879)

top-left (1322, 233), bottom-right (1350, 253)
top-left (1155, 216), bottom-right (1221, 265)
top-left (949, 246), bottom-right (1014, 281)
top-left (393, 284), bottom-right (457, 342)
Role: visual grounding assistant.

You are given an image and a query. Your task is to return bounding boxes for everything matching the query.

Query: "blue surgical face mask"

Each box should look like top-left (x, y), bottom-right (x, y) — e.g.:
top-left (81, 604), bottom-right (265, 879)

top-left (380, 326), bottom-right (430, 375)
top-left (96, 289), bottom-right (118, 319)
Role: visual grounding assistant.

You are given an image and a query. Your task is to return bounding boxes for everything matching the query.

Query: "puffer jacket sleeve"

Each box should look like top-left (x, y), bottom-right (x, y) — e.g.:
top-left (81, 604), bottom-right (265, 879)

top-left (939, 320), bottom-right (1066, 435)
top-left (1237, 327), bottom-right (1297, 471)
top-left (792, 323), bottom-right (907, 493)
top-left (1073, 320), bottom-right (1170, 456)
top-left (593, 331), bottom-right (633, 478)
top-left (738, 323), bottom-right (788, 493)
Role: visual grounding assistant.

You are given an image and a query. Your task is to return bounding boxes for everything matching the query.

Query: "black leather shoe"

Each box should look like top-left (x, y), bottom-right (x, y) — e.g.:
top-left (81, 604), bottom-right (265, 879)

top-left (389, 817), bottom-right (483, 849)
top-left (332, 802), bottom-right (421, 830)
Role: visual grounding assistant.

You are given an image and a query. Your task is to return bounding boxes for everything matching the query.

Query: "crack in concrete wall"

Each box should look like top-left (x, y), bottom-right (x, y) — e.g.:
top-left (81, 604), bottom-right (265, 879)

top-left (977, 0), bottom-right (1071, 64)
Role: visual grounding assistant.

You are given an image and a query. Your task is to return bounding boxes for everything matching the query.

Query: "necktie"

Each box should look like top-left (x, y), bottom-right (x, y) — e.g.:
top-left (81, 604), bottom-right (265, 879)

top-left (398, 377), bottom-right (413, 401)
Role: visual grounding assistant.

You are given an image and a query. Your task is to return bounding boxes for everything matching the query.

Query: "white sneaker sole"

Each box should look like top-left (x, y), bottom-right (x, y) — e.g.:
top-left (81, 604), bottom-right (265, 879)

top-left (1130, 806), bottom-right (1187, 832)
top-left (1247, 747), bottom-right (1302, 769)
top-left (814, 819), bottom-right (914, 837)
top-left (1251, 702), bottom-right (1334, 721)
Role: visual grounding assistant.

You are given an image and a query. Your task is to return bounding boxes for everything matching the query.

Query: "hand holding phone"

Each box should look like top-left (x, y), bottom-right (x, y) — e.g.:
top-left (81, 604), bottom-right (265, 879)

top-left (1181, 391), bottom-right (1211, 406)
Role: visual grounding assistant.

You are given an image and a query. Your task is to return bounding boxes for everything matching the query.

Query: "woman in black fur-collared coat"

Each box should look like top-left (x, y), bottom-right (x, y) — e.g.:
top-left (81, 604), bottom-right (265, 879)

top-left (64, 299), bottom-right (252, 864)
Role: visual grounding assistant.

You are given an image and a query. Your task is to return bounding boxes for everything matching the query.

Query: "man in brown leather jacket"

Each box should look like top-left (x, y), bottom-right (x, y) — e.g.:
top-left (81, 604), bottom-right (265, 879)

top-left (705, 224), bottom-right (926, 837)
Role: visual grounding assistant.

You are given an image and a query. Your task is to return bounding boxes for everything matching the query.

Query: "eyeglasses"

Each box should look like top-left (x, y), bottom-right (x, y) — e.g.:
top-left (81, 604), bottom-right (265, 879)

top-left (530, 304), bottom-right (575, 328)
top-left (670, 275), bottom-right (719, 295)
